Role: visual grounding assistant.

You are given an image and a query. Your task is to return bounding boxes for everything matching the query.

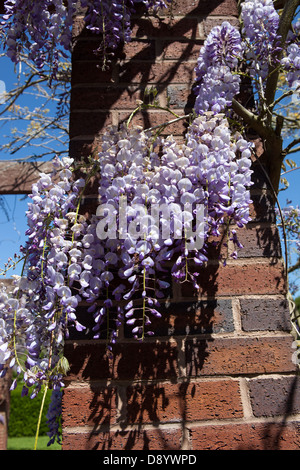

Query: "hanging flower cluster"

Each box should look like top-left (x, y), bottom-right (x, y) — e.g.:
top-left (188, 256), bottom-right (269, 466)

top-left (79, 115), bottom-right (253, 342)
top-left (0, 113), bottom-right (253, 365)
top-left (240, 0), bottom-right (281, 80)
top-left (1, 0), bottom-right (171, 75)
top-left (1, 0), bottom-right (76, 77)
top-left (0, 0), bottom-right (300, 448)
top-left (0, 113), bottom-right (253, 444)
top-left (194, 21), bottom-right (244, 114)
top-left (194, 0), bottom-right (300, 115)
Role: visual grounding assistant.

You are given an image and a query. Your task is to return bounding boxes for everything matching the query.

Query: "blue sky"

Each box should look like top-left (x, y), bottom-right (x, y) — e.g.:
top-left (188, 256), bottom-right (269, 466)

top-left (0, 53), bottom-right (299, 294)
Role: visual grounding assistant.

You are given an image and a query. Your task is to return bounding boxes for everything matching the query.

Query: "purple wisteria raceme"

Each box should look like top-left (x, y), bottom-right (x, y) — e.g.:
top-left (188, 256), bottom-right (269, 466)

top-left (1, 0), bottom-right (171, 74)
top-left (194, 21), bottom-right (243, 115)
top-left (0, 113), bottom-right (254, 442)
top-left (0, 155), bottom-right (90, 444)
top-left (2, 0), bottom-right (77, 75)
top-left (281, 43), bottom-right (300, 91)
top-left (78, 115), bottom-right (253, 339)
top-left (240, 0), bottom-right (280, 80)
top-left (46, 389), bottom-right (62, 446)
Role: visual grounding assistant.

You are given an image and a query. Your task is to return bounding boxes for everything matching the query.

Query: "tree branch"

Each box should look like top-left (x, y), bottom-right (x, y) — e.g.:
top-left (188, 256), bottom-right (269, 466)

top-left (231, 98), bottom-right (270, 139)
top-left (288, 257), bottom-right (300, 274)
top-left (283, 137), bottom-right (300, 154)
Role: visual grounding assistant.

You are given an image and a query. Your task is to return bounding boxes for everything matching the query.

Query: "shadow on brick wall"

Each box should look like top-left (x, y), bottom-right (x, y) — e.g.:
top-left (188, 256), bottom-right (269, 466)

top-left (69, 0), bottom-right (229, 158)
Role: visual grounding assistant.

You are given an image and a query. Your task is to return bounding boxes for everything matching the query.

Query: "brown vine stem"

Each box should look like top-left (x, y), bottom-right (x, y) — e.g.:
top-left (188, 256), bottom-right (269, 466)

top-left (146, 113), bottom-right (191, 133)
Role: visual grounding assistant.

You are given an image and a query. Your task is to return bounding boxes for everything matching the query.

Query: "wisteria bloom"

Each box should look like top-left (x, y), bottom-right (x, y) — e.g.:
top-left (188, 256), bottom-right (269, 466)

top-left (240, 0), bottom-right (280, 80)
top-left (194, 21), bottom-right (243, 115)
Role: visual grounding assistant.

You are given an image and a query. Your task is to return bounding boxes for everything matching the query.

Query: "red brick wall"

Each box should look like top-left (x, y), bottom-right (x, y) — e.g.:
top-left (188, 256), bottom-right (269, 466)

top-left (62, 0), bottom-right (300, 450)
top-left (0, 371), bottom-right (11, 450)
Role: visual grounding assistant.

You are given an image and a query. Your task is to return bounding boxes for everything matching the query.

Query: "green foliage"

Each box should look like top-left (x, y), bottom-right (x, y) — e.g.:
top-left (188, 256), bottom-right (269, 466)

top-left (8, 383), bottom-right (53, 438)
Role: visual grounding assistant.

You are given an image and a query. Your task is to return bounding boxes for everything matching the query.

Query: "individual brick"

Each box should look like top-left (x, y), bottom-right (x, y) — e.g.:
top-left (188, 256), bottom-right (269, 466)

top-left (62, 384), bottom-right (118, 428)
top-left (140, 299), bottom-right (234, 337)
top-left (202, 16), bottom-right (240, 36)
top-left (62, 426), bottom-right (183, 450)
top-left (249, 193), bottom-right (276, 223)
top-left (166, 84), bottom-right (195, 109)
top-left (119, 39), bottom-right (157, 61)
top-left (248, 375), bottom-right (300, 417)
top-left (70, 86), bottom-right (146, 111)
top-left (185, 335), bottom-right (297, 376)
top-left (160, 40), bottom-right (203, 60)
top-left (160, 0), bottom-right (238, 17)
top-left (235, 224), bottom-right (282, 258)
top-left (180, 261), bottom-right (287, 297)
top-left (126, 379), bottom-right (243, 424)
top-left (189, 420), bottom-right (300, 450)
top-left (64, 339), bottom-right (179, 382)
top-left (240, 297), bottom-right (291, 332)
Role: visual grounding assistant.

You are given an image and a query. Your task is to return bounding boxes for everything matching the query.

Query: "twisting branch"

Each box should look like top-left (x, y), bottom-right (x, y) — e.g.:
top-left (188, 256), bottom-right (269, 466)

top-left (231, 98), bottom-right (270, 139)
top-left (283, 137), bottom-right (300, 155)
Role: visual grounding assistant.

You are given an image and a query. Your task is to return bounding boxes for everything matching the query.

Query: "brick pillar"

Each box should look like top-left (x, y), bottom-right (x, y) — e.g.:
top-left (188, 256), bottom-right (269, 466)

top-left (62, 0), bottom-right (300, 450)
top-left (0, 372), bottom-right (11, 450)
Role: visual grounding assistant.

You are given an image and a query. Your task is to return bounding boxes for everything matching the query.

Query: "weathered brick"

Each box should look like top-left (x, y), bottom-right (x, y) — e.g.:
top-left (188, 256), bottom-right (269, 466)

top-left (71, 86), bottom-right (145, 111)
top-left (131, 16), bottom-right (201, 40)
top-left (189, 420), bottom-right (300, 450)
top-left (248, 375), bottom-right (300, 417)
top-left (64, 340), bottom-right (179, 382)
top-left (180, 261), bottom-right (287, 297)
top-left (62, 385), bottom-right (118, 427)
top-left (140, 299), bottom-right (234, 336)
top-left (118, 61), bottom-right (196, 85)
top-left (185, 335), bottom-right (296, 376)
top-left (118, 110), bottom-right (190, 135)
top-left (167, 84), bottom-right (195, 109)
top-left (160, 40), bottom-right (203, 60)
top-left (249, 193), bottom-right (276, 223)
top-left (160, 0), bottom-right (238, 17)
top-left (240, 297), bottom-right (291, 332)
top-left (126, 379), bottom-right (243, 424)
top-left (235, 224), bottom-right (281, 258)
top-left (62, 427), bottom-right (183, 450)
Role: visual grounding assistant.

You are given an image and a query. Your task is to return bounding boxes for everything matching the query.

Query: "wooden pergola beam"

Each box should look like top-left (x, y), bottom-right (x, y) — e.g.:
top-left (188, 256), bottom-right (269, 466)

top-left (0, 160), bottom-right (52, 194)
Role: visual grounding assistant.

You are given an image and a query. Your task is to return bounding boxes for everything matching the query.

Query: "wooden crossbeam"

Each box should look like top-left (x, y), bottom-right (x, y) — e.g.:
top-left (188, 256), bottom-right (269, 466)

top-left (0, 160), bottom-right (52, 194)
